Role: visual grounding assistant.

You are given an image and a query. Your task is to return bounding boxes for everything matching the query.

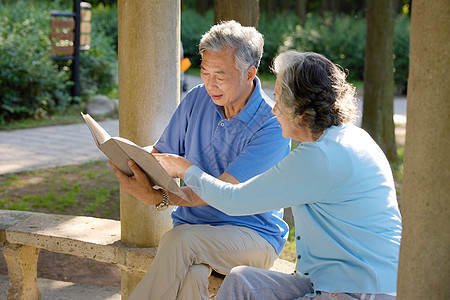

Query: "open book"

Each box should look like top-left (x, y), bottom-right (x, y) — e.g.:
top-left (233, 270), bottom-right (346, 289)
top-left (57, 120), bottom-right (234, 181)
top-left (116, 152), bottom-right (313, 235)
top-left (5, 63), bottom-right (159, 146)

top-left (82, 112), bottom-right (190, 202)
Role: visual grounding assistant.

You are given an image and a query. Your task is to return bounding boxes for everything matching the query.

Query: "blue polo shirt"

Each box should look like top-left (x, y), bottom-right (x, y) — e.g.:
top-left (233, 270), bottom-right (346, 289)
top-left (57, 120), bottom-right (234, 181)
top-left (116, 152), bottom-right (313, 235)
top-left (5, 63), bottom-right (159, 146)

top-left (154, 77), bottom-right (290, 254)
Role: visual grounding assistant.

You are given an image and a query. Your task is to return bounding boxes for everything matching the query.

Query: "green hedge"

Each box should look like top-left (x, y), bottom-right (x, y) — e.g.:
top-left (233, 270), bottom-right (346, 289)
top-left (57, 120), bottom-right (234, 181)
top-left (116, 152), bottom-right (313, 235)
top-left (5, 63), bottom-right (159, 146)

top-left (181, 9), bottom-right (215, 68)
top-left (0, 1), bottom-right (72, 123)
top-left (279, 13), bottom-right (367, 82)
top-left (279, 12), bottom-right (410, 92)
top-left (0, 1), bottom-right (117, 123)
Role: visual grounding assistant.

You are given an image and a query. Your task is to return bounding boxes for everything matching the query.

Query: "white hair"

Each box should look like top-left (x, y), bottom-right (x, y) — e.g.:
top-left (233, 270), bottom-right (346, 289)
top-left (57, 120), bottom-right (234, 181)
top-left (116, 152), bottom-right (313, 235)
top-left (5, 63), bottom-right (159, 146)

top-left (199, 20), bottom-right (264, 76)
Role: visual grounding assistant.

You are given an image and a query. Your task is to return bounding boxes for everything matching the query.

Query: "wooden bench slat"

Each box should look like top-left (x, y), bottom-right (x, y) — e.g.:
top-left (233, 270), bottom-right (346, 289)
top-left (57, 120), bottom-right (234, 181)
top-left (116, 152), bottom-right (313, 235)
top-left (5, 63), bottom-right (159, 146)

top-left (52, 46), bottom-right (74, 56)
top-left (51, 18), bottom-right (75, 30)
top-left (50, 32), bottom-right (75, 42)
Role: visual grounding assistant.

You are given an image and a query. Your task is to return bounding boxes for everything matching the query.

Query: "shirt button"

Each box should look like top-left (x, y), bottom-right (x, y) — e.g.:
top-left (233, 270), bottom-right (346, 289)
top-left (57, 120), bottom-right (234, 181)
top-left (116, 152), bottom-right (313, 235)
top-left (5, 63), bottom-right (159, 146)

top-left (297, 255), bottom-right (301, 259)
top-left (296, 236), bottom-right (300, 240)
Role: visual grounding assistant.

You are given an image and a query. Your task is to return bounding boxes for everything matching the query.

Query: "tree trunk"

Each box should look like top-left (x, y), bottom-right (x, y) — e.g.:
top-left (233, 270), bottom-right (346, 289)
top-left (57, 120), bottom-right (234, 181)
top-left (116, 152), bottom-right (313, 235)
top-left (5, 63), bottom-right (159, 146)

top-left (281, 0), bottom-right (290, 12)
top-left (397, 0), bottom-right (450, 298)
top-left (321, 0), bottom-right (337, 14)
top-left (296, 0), bottom-right (307, 25)
top-left (196, 0), bottom-right (213, 15)
top-left (214, 0), bottom-right (260, 27)
top-left (361, 0), bottom-right (397, 162)
top-left (264, 0), bottom-right (276, 20)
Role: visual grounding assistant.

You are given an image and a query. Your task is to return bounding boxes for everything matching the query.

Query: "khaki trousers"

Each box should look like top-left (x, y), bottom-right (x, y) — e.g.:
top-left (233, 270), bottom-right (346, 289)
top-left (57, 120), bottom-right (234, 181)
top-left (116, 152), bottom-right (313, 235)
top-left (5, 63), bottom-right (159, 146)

top-left (128, 224), bottom-right (278, 300)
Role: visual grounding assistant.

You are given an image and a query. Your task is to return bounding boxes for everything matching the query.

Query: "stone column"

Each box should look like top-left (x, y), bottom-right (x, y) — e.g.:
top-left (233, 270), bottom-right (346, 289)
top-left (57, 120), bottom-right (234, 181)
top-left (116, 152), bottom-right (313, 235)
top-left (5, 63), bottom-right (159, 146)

top-left (117, 0), bottom-right (180, 298)
top-left (3, 243), bottom-right (40, 300)
top-left (397, 0), bottom-right (450, 299)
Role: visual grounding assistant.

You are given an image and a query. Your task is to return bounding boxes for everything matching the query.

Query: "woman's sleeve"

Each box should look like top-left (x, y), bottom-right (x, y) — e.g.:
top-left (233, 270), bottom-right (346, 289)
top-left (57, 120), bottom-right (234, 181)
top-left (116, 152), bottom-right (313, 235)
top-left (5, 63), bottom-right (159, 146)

top-left (184, 143), bottom-right (331, 215)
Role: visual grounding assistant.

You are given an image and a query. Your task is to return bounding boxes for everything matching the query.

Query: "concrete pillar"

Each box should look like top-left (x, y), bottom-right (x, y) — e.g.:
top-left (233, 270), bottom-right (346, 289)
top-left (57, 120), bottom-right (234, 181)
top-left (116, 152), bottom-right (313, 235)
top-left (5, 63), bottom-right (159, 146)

top-left (397, 0), bottom-right (450, 299)
top-left (3, 243), bottom-right (41, 300)
top-left (117, 0), bottom-right (180, 297)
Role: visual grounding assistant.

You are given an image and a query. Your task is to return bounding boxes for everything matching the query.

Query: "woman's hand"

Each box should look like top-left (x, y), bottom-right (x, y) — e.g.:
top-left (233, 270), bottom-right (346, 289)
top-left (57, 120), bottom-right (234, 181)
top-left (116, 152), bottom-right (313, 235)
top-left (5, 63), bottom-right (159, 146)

top-left (110, 160), bottom-right (162, 205)
top-left (153, 153), bottom-right (193, 179)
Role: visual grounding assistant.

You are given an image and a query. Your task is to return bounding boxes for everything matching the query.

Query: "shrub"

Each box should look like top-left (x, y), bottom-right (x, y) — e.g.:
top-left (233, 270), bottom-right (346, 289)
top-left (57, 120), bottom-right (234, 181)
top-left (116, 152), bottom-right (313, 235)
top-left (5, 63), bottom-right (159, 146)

top-left (279, 13), bottom-right (367, 82)
top-left (394, 15), bottom-right (410, 94)
top-left (91, 3), bottom-right (118, 52)
top-left (181, 9), bottom-right (214, 68)
top-left (0, 1), bottom-right (72, 123)
top-left (0, 1), bottom-right (118, 123)
top-left (259, 12), bottom-right (301, 74)
top-left (279, 13), bottom-right (410, 91)
top-left (79, 31), bottom-right (117, 98)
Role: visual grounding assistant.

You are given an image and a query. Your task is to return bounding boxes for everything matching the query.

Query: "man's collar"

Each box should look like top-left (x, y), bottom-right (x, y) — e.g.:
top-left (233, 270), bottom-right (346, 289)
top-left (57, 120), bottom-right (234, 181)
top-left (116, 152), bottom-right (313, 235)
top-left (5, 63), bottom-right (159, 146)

top-left (215, 77), bottom-right (264, 123)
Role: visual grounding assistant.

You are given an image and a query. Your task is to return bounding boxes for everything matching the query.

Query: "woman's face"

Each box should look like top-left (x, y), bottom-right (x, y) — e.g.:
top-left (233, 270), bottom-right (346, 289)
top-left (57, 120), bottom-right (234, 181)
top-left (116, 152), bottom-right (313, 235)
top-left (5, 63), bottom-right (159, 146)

top-left (272, 79), bottom-right (297, 139)
top-left (272, 79), bottom-right (313, 142)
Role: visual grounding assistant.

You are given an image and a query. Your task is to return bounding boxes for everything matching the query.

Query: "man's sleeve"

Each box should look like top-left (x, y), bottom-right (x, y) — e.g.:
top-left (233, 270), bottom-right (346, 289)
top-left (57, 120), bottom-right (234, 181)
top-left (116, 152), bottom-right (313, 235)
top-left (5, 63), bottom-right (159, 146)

top-left (225, 118), bottom-right (290, 182)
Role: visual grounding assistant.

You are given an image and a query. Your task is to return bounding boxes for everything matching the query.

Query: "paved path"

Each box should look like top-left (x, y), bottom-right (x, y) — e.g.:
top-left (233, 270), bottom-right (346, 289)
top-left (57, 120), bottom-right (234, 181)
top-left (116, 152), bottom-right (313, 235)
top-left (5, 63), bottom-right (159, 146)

top-left (0, 74), bottom-right (407, 176)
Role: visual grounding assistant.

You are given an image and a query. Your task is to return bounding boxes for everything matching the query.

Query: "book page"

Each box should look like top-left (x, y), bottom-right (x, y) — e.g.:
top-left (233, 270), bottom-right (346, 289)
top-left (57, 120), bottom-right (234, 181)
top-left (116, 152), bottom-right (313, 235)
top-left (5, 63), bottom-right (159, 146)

top-left (110, 137), bottom-right (191, 202)
top-left (82, 113), bottom-right (191, 202)
top-left (81, 112), bottom-right (111, 145)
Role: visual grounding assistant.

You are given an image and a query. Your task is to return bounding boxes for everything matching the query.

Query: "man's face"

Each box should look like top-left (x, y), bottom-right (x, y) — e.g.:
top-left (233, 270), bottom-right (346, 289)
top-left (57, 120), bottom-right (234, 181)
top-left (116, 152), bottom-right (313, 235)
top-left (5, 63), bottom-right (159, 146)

top-left (200, 48), bottom-right (251, 112)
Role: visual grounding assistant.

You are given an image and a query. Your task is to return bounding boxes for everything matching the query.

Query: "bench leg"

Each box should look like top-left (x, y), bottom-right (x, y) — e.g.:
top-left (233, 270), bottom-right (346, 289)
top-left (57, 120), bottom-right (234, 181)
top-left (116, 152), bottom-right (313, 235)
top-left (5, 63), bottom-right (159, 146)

top-left (121, 269), bottom-right (145, 300)
top-left (3, 242), bottom-right (41, 300)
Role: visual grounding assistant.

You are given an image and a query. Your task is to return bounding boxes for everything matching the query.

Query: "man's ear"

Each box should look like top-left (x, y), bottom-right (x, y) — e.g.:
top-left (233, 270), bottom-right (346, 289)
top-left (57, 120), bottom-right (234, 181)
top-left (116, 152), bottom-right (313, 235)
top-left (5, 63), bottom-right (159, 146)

top-left (246, 66), bottom-right (257, 82)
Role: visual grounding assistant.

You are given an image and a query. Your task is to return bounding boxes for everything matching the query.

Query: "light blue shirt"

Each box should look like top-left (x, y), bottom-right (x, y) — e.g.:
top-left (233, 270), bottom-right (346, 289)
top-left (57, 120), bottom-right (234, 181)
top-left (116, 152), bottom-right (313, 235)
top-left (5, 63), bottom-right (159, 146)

top-left (185, 124), bottom-right (402, 294)
top-left (154, 77), bottom-right (291, 254)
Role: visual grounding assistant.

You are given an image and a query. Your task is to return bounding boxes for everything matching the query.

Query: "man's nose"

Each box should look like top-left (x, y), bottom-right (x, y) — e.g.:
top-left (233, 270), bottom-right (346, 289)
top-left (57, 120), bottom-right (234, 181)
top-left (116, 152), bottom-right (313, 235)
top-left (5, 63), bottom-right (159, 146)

top-left (205, 77), bottom-right (218, 90)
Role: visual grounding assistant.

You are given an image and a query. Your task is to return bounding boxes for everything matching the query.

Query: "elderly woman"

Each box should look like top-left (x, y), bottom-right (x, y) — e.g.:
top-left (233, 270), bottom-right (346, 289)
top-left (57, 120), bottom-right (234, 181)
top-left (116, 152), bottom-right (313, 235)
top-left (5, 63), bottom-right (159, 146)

top-left (142, 50), bottom-right (402, 299)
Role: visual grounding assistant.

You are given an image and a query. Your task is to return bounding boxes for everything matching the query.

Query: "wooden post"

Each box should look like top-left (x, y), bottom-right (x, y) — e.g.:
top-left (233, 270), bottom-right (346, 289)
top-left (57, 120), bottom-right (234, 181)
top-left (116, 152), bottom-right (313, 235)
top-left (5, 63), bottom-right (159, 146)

top-left (117, 0), bottom-right (180, 298)
top-left (214, 0), bottom-right (260, 27)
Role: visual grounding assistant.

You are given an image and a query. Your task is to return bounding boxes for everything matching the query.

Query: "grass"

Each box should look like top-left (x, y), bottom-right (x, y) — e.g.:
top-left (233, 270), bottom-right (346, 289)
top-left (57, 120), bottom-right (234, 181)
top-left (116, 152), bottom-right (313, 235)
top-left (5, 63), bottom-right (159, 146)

top-left (0, 160), bottom-right (120, 219)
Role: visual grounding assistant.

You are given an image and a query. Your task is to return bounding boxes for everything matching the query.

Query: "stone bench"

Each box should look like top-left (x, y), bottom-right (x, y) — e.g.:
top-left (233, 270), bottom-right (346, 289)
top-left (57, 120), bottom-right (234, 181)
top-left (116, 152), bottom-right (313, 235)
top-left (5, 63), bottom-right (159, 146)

top-left (0, 210), bottom-right (295, 299)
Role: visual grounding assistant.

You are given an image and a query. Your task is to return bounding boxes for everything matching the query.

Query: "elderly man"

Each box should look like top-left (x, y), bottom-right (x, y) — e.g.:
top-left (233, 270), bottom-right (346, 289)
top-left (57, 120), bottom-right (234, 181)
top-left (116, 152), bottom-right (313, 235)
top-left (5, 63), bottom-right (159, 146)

top-left (111, 20), bottom-right (290, 300)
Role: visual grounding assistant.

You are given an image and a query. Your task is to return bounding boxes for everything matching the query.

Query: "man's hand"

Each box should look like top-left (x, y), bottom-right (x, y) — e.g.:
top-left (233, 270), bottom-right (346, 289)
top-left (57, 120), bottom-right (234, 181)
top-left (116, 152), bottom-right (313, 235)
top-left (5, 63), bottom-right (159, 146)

top-left (153, 153), bottom-right (193, 179)
top-left (110, 160), bottom-right (162, 205)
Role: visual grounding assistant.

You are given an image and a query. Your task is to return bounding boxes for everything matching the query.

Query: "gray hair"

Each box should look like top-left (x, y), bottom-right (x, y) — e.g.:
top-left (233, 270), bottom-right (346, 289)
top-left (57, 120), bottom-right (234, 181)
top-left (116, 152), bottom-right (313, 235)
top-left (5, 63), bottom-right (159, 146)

top-left (199, 20), bottom-right (264, 76)
top-left (273, 50), bottom-right (359, 136)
